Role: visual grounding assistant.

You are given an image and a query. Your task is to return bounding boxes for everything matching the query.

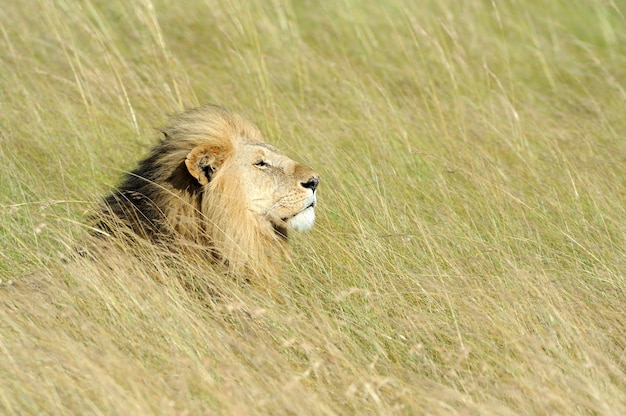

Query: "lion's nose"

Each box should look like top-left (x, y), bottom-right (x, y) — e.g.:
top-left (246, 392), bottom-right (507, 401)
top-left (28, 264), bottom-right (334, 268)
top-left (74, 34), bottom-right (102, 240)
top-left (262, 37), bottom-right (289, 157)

top-left (301, 176), bottom-right (320, 192)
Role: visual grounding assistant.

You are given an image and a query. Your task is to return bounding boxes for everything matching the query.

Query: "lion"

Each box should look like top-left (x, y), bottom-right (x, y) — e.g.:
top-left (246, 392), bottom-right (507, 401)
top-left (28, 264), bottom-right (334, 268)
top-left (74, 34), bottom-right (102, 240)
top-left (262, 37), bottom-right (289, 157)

top-left (96, 105), bottom-right (320, 278)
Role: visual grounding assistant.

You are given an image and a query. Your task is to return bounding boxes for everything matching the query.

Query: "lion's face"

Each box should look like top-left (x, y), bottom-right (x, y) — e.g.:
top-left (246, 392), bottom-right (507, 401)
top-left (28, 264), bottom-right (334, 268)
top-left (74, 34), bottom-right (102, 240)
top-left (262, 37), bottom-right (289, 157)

top-left (235, 142), bottom-right (319, 232)
top-left (185, 139), bottom-right (319, 234)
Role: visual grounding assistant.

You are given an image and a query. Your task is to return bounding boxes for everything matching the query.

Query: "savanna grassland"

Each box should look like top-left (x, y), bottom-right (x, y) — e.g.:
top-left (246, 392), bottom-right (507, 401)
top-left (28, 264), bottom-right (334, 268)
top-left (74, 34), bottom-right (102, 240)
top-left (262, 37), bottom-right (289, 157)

top-left (1, 0), bottom-right (625, 414)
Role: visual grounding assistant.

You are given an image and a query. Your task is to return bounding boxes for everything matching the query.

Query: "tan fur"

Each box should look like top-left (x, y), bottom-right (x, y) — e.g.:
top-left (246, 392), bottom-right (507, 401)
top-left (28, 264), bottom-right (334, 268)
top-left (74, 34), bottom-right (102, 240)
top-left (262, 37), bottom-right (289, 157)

top-left (97, 105), bottom-right (320, 278)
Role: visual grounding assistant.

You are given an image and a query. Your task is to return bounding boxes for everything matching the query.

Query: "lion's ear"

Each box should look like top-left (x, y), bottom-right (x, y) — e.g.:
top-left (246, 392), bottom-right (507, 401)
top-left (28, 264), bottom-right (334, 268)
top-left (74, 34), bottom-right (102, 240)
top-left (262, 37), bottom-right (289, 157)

top-left (185, 145), bottom-right (228, 186)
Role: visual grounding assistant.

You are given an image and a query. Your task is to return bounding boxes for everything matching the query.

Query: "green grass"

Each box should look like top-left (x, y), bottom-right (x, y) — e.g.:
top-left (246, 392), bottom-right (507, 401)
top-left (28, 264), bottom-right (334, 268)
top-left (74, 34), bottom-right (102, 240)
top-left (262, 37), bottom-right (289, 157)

top-left (1, 0), bottom-right (625, 414)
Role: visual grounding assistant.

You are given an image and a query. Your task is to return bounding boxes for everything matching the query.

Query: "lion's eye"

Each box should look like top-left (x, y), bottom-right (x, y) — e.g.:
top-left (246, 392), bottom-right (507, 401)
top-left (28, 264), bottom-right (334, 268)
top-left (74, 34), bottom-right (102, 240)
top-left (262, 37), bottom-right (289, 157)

top-left (254, 160), bottom-right (269, 168)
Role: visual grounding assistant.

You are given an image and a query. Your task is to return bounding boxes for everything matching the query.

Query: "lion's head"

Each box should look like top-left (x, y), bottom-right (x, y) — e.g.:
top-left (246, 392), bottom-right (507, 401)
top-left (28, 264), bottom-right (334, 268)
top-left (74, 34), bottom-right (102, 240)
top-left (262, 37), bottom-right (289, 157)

top-left (97, 105), bottom-right (320, 276)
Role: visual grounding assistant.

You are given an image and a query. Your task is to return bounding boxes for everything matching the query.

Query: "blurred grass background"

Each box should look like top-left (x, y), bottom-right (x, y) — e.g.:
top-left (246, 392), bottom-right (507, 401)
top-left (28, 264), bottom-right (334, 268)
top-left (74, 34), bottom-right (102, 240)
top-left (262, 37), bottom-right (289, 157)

top-left (1, 0), bottom-right (625, 414)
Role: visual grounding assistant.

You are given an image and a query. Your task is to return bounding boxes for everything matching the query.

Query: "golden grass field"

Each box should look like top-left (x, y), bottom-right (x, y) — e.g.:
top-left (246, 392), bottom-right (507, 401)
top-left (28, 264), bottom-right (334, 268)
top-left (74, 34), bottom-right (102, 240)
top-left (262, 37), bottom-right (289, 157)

top-left (1, 0), bottom-right (625, 414)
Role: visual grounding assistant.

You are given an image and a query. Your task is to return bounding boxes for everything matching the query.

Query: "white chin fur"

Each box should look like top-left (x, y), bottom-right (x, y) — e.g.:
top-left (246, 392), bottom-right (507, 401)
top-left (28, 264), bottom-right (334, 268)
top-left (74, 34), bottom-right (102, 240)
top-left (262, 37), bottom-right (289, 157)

top-left (288, 207), bottom-right (315, 231)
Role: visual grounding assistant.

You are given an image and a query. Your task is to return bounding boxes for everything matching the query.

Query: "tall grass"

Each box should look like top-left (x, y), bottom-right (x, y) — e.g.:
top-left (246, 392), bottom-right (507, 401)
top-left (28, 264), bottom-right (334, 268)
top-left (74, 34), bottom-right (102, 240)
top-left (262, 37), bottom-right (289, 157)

top-left (1, 0), bottom-right (625, 414)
